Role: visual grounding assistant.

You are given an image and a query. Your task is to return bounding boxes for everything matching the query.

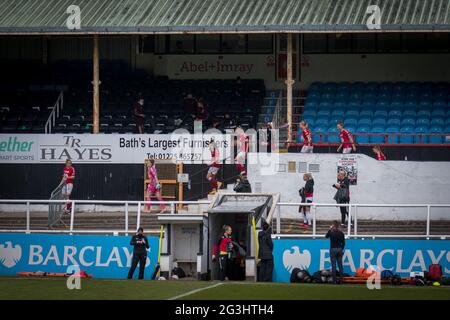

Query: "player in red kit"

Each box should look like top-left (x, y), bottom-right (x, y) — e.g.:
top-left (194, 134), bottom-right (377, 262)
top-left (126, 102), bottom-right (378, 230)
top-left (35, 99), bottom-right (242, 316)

top-left (299, 120), bottom-right (313, 153)
top-left (235, 126), bottom-right (249, 175)
top-left (61, 159), bottom-right (75, 214)
top-left (207, 138), bottom-right (222, 195)
top-left (337, 121), bottom-right (356, 154)
top-left (372, 145), bottom-right (386, 160)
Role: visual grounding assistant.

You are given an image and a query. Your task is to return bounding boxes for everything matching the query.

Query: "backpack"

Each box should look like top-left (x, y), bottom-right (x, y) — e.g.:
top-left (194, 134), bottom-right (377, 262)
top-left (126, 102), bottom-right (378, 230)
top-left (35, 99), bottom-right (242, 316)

top-left (290, 268), bottom-right (311, 283)
top-left (428, 264), bottom-right (443, 281)
top-left (290, 268), bottom-right (302, 283)
top-left (172, 267), bottom-right (186, 278)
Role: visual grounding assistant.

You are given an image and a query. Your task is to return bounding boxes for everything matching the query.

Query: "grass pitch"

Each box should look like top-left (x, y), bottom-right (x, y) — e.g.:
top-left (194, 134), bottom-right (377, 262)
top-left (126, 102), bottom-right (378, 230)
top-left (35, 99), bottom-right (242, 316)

top-left (1, 277), bottom-right (449, 300)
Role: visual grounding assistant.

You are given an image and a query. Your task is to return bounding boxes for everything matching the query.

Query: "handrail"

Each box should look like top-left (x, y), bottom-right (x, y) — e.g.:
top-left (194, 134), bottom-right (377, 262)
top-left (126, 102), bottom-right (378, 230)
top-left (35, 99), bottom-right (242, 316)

top-left (44, 91), bottom-right (64, 134)
top-left (273, 202), bottom-right (450, 239)
top-left (1, 199), bottom-right (449, 238)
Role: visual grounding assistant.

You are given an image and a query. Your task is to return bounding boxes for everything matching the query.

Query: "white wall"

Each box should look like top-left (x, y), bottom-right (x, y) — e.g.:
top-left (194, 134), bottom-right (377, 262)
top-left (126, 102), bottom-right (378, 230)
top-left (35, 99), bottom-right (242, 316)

top-left (247, 153), bottom-right (450, 220)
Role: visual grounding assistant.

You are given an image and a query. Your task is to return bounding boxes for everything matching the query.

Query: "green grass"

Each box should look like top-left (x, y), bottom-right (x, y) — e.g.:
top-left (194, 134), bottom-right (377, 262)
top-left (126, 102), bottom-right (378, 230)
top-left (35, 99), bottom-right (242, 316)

top-left (1, 277), bottom-right (449, 300)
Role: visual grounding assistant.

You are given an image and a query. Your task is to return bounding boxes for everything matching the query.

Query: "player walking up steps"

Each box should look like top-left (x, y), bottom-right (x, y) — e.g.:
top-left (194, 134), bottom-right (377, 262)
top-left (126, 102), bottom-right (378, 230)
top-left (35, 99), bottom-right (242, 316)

top-left (235, 126), bottom-right (249, 175)
top-left (207, 138), bottom-right (222, 195)
top-left (337, 121), bottom-right (356, 154)
top-left (299, 120), bottom-right (313, 153)
top-left (61, 159), bottom-right (75, 214)
top-left (144, 159), bottom-right (166, 213)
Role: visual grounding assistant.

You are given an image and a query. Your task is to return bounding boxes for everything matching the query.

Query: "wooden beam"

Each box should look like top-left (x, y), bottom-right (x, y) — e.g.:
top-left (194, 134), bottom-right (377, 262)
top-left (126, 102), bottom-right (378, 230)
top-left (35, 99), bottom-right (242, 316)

top-left (92, 34), bottom-right (100, 134)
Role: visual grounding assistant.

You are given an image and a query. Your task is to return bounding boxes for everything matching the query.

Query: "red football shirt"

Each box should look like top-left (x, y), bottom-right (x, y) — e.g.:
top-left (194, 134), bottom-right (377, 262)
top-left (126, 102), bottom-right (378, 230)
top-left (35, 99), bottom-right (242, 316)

top-left (339, 129), bottom-right (352, 148)
top-left (302, 128), bottom-right (312, 146)
top-left (64, 167), bottom-right (75, 184)
top-left (376, 152), bottom-right (386, 161)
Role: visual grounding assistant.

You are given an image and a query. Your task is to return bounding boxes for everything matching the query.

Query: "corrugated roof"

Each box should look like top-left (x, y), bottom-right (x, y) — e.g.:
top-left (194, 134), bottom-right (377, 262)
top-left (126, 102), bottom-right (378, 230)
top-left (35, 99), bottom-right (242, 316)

top-left (0, 0), bottom-right (449, 34)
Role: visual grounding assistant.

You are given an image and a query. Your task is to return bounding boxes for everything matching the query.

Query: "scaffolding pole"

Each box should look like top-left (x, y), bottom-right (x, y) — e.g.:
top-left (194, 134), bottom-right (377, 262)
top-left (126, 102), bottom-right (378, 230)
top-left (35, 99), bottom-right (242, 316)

top-left (92, 34), bottom-right (100, 134)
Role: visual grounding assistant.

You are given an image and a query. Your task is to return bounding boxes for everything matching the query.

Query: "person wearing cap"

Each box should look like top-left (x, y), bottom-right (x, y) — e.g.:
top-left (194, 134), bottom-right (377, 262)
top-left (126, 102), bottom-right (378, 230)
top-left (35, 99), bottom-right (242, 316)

top-left (127, 227), bottom-right (149, 280)
top-left (258, 220), bottom-right (274, 282)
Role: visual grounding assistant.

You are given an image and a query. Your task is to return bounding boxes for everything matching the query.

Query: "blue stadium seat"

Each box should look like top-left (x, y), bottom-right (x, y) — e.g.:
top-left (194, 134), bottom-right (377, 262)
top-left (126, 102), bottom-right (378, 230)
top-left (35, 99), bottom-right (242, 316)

top-left (317, 110), bottom-right (331, 118)
top-left (358, 118), bottom-right (372, 127)
top-left (399, 126), bottom-right (414, 143)
top-left (374, 110), bottom-right (388, 119)
top-left (344, 118), bottom-right (358, 128)
top-left (403, 109), bottom-right (417, 118)
top-left (308, 91), bottom-right (321, 99)
top-left (433, 101), bottom-right (447, 109)
top-left (361, 101), bottom-right (376, 110)
top-left (366, 82), bottom-right (379, 93)
top-left (327, 126), bottom-right (340, 143)
top-left (416, 117), bottom-right (430, 127)
top-left (347, 100), bottom-right (361, 109)
top-left (417, 110), bottom-right (431, 118)
top-left (302, 117), bottom-right (315, 126)
top-left (302, 110), bottom-right (317, 118)
top-left (351, 82), bottom-right (365, 92)
top-left (359, 110), bottom-right (374, 119)
top-left (356, 126), bottom-right (370, 144)
top-left (401, 118), bottom-right (416, 127)
top-left (404, 101), bottom-right (418, 110)
top-left (305, 100), bottom-right (319, 109)
top-left (386, 126), bottom-right (400, 144)
top-left (388, 110), bottom-right (402, 119)
top-left (321, 92), bottom-right (335, 100)
top-left (331, 109), bottom-right (345, 119)
top-left (372, 118), bottom-right (387, 126)
top-left (323, 82), bottom-right (337, 93)
top-left (312, 126), bottom-right (328, 143)
top-left (319, 101), bottom-right (333, 109)
top-left (376, 101), bottom-right (390, 109)
top-left (334, 96), bottom-right (348, 105)
top-left (337, 82), bottom-right (351, 92)
top-left (428, 126), bottom-right (443, 144)
top-left (390, 100), bottom-right (404, 109)
top-left (370, 126), bottom-right (386, 144)
top-left (418, 101), bottom-right (432, 109)
top-left (363, 92), bottom-right (377, 101)
top-left (315, 118), bottom-right (329, 127)
top-left (414, 126), bottom-right (429, 144)
top-left (430, 117), bottom-right (445, 127)
top-left (431, 109), bottom-right (446, 118)
top-left (345, 109), bottom-right (359, 120)
top-left (387, 118), bottom-right (401, 127)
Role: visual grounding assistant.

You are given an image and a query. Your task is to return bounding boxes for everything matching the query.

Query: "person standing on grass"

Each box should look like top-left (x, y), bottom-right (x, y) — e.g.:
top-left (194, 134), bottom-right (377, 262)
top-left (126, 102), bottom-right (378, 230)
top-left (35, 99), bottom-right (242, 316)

top-left (127, 227), bottom-right (149, 280)
top-left (258, 220), bottom-right (274, 282)
top-left (299, 120), bottom-right (313, 153)
top-left (61, 159), bottom-right (75, 214)
top-left (212, 225), bottom-right (233, 281)
top-left (333, 170), bottom-right (350, 227)
top-left (144, 159), bottom-right (166, 213)
top-left (337, 121), bottom-right (356, 154)
top-left (326, 221), bottom-right (345, 284)
top-left (372, 145), bottom-right (386, 160)
top-left (298, 173), bottom-right (314, 228)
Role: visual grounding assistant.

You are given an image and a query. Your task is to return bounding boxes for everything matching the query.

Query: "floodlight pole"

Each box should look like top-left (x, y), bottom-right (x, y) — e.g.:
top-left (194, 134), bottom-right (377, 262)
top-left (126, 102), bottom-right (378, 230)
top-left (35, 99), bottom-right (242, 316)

top-left (285, 33), bottom-right (294, 143)
top-left (92, 34), bottom-right (100, 134)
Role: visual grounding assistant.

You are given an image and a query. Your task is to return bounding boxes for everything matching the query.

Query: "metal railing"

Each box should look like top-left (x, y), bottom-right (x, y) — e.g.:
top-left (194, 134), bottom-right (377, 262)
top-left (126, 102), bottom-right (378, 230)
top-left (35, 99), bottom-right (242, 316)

top-left (0, 199), bottom-right (209, 235)
top-left (0, 200), bottom-right (449, 239)
top-left (45, 91), bottom-right (64, 134)
top-left (273, 202), bottom-right (450, 239)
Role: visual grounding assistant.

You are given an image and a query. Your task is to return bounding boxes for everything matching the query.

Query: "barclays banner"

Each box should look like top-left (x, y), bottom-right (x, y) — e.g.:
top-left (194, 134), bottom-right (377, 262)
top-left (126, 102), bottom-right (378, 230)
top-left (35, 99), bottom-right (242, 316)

top-left (0, 233), bottom-right (159, 279)
top-left (273, 239), bottom-right (450, 282)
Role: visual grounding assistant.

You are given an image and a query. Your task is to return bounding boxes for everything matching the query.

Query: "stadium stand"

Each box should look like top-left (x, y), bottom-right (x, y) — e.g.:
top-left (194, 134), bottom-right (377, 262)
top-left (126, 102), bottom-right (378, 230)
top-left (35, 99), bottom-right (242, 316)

top-left (298, 81), bottom-right (450, 144)
top-left (0, 61), bottom-right (265, 134)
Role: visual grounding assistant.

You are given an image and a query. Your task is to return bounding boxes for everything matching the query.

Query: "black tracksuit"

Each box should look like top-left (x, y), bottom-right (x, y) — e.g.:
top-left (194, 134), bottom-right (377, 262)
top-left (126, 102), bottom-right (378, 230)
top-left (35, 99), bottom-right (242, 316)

top-left (335, 177), bottom-right (350, 224)
top-left (258, 228), bottom-right (274, 282)
top-left (127, 233), bottom-right (149, 279)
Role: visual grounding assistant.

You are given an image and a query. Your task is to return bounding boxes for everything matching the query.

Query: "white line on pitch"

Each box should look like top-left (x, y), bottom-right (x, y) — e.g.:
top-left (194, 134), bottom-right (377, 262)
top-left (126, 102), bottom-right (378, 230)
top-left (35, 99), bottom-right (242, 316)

top-left (167, 282), bottom-right (224, 300)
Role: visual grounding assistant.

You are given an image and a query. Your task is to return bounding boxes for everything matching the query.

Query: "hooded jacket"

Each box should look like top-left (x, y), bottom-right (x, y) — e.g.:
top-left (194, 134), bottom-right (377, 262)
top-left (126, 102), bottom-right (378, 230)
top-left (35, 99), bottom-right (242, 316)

top-left (258, 227), bottom-right (274, 260)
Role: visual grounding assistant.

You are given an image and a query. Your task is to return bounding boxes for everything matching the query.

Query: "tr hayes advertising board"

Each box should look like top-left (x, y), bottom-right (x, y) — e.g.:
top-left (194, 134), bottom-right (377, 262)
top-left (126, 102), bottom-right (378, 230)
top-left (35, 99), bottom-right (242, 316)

top-left (273, 239), bottom-right (450, 282)
top-left (0, 233), bottom-right (159, 279)
top-left (0, 134), bottom-right (232, 164)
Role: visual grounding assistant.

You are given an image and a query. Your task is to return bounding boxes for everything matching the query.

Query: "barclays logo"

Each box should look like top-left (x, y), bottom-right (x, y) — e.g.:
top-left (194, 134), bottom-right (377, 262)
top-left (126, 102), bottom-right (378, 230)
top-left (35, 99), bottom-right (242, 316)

top-left (0, 241), bottom-right (22, 268)
top-left (282, 246), bottom-right (311, 272)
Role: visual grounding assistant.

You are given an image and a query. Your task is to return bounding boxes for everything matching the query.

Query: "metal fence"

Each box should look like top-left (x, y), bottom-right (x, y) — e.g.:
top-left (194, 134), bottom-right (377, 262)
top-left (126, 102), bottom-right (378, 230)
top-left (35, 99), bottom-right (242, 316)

top-left (0, 199), bottom-right (449, 239)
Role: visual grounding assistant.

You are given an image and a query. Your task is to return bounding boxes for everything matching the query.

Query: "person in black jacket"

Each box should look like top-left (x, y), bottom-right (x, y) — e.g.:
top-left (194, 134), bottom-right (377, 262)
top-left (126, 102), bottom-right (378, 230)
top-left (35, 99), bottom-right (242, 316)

top-left (333, 170), bottom-right (350, 227)
top-left (234, 173), bottom-right (252, 193)
top-left (299, 173), bottom-right (314, 227)
top-left (127, 227), bottom-right (149, 280)
top-left (258, 220), bottom-right (274, 282)
top-left (325, 220), bottom-right (345, 284)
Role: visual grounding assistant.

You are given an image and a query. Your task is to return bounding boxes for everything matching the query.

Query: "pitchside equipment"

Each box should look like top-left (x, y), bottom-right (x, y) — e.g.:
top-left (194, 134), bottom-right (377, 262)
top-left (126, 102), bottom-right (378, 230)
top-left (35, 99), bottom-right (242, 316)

top-left (48, 182), bottom-right (65, 229)
top-left (152, 225), bottom-right (164, 280)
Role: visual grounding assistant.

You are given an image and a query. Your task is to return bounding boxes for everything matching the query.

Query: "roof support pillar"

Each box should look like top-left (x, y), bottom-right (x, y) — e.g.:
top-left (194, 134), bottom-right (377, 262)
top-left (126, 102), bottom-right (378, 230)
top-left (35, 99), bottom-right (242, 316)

top-left (92, 34), bottom-right (100, 134)
top-left (285, 33), bottom-right (294, 143)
